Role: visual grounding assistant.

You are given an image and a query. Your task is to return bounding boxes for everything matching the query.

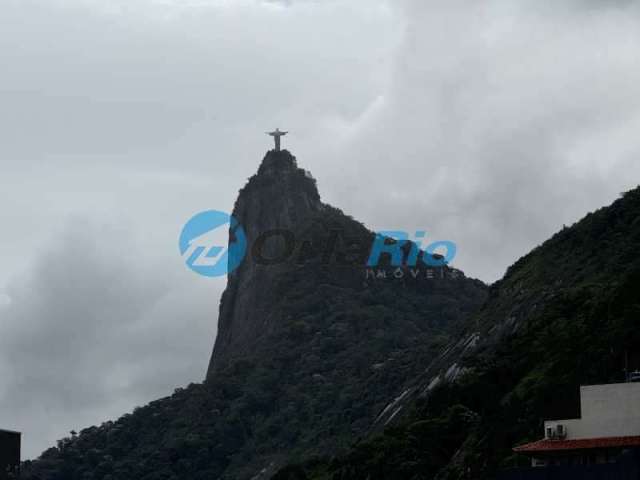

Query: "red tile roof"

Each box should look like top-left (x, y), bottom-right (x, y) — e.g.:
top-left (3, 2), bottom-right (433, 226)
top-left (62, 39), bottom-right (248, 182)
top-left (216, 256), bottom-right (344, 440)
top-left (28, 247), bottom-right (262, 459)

top-left (514, 436), bottom-right (640, 453)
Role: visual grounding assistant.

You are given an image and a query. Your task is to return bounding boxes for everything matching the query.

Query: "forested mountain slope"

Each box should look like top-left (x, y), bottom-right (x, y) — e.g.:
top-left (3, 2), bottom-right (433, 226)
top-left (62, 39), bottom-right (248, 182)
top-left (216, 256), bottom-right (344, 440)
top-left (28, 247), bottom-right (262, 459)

top-left (278, 187), bottom-right (640, 480)
top-left (21, 150), bottom-right (487, 480)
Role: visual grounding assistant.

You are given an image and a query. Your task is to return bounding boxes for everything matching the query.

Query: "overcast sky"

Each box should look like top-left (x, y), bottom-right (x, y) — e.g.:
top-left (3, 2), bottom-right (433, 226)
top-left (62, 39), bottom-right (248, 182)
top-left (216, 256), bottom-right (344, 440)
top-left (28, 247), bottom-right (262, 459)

top-left (1, 0), bottom-right (640, 459)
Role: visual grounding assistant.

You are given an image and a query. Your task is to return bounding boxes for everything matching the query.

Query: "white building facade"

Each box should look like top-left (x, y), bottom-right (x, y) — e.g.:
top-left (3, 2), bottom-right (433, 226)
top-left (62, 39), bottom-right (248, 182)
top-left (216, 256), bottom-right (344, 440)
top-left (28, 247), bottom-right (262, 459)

top-left (515, 382), bottom-right (640, 468)
top-left (544, 382), bottom-right (640, 441)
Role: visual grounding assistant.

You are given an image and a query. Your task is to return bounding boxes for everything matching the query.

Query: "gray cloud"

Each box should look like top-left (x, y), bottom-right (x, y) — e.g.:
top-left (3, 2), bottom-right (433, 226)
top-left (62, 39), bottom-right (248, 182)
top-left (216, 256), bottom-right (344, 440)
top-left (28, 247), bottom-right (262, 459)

top-left (320, 0), bottom-right (640, 281)
top-left (1, 0), bottom-right (640, 459)
top-left (0, 0), bottom-right (397, 458)
top-left (0, 218), bottom-right (222, 458)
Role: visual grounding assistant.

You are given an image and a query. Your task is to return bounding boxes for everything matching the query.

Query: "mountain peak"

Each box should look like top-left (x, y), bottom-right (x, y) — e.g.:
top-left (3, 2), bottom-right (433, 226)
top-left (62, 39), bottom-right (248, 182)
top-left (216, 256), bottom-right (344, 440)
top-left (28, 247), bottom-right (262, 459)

top-left (233, 150), bottom-right (322, 232)
top-left (257, 149), bottom-right (298, 175)
top-left (22, 147), bottom-right (489, 480)
top-left (207, 150), bottom-right (323, 373)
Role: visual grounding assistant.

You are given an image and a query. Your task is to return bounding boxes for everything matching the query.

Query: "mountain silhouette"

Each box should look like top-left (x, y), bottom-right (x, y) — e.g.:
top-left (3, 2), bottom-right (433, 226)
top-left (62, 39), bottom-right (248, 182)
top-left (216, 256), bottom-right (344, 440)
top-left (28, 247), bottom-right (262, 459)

top-left (22, 151), bottom-right (639, 480)
top-left (22, 149), bottom-right (486, 479)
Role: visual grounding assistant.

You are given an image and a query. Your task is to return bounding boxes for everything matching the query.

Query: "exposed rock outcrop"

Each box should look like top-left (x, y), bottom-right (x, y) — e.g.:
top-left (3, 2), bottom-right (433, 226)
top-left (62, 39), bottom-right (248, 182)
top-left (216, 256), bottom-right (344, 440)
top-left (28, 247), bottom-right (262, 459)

top-left (208, 150), bottom-right (323, 373)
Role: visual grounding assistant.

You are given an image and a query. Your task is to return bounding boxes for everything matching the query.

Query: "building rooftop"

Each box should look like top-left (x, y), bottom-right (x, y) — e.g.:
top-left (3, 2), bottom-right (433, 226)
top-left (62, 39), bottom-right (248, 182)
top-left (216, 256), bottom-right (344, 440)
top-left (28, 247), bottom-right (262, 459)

top-left (514, 435), bottom-right (640, 453)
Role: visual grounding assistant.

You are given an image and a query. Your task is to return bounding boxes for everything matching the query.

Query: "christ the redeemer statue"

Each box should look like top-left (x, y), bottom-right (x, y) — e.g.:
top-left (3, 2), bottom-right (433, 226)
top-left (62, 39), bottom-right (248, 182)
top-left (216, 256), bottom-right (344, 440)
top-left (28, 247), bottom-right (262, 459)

top-left (267, 128), bottom-right (288, 151)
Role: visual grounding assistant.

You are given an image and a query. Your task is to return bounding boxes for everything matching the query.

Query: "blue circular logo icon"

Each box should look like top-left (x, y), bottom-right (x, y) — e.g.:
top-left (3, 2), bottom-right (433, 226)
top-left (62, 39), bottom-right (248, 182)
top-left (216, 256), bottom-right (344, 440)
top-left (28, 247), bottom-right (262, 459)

top-left (179, 210), bottom-right (247, 277)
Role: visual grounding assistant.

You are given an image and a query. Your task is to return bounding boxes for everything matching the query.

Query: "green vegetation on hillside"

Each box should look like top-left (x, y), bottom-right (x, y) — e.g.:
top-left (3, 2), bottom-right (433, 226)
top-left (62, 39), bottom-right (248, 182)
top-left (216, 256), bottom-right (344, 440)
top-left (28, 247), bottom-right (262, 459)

top-left (273, 187), bottom-right (640, 479)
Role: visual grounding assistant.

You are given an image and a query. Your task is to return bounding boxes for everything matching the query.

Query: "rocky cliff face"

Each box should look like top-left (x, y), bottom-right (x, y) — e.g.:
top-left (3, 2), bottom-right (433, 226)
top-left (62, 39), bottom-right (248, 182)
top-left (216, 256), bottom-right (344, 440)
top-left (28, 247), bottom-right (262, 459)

top-left (208, 150), bottom-right (323, 373)
top-left (201, 149), bottom-right (488, 477)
